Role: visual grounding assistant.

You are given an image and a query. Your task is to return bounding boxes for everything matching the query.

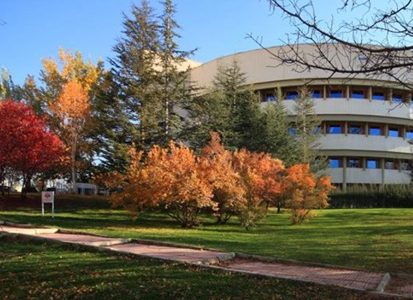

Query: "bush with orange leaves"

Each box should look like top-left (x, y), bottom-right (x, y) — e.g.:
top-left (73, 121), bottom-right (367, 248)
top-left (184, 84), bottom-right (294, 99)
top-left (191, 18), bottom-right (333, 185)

top-left (103, 132), bottom-right (333, 228)
top-left (283, 164), bottom-right (333, 224)
top-left (232, 149), bottom-right (286, 229)
top-left (106, 142), bottom-right (214, 228)
top-left (201, 133), bottom-right (245, 224)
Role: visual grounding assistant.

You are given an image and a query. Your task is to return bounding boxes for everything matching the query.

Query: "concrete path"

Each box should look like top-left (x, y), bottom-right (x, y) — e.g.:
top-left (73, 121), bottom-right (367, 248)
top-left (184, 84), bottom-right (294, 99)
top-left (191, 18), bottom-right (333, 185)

top-left (106, 242), bottom-right (233, 264)
top-left (1, 224), bottom-right (412, 298)
top-left (224, 261), bottom-right (385, 291)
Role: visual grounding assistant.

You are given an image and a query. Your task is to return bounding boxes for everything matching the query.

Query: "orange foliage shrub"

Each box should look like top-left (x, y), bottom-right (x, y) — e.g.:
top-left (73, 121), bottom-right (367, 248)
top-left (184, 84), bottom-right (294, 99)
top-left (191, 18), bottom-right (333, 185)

top-left (107, 132), bottom-right (332, 228)
top-left (201, 133), bottom-right (245, 224)
top-left (283, 164), bottom-right (333, 224)
top-left (145, 142), bottom-right (214, 228)
top-left (232, 149), bottom-right (285, 229)
top-left (109, 142), bottom-right (214, 227)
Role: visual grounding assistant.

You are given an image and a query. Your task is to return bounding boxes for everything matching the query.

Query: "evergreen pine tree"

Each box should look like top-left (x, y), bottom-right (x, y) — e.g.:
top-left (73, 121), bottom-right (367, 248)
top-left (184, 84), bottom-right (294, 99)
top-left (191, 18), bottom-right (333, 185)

top-left (257, 101), bottom-right (299, 166)
top-left (157, 0), bottom-right (195, 144)
top-left (111, 0), bottom-right (162, 150)
top-left (89, 72), bottom-right (137, 173)
top-left (294, 86), bottom-right (326, 171)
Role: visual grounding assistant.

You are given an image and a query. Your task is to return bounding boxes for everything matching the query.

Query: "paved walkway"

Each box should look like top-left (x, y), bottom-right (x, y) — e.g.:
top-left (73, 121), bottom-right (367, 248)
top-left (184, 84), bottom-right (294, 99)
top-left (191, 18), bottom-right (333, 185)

top-left (225, 261), bottom-right (385, 291)
top-left (1, 224), bottom-right (412, 298)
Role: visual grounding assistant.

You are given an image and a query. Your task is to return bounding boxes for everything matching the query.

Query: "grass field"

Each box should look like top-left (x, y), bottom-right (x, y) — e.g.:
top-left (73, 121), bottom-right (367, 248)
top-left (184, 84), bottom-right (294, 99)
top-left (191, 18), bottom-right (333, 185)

top-left (1, 193), bottom-right (412, 274)
top-left (0, 234), bottom-right (370, 299)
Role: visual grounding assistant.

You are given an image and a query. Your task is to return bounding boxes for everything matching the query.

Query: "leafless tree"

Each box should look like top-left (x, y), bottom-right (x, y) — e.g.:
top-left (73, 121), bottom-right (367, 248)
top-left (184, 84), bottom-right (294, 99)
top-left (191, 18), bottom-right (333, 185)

top-left (250, 0), bottom-right (413, 89)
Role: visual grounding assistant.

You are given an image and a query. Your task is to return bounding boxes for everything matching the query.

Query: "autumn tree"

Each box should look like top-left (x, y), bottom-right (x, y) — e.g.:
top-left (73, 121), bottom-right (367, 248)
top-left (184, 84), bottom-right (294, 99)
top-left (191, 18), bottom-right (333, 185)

top-left (283, 164), bottom-right (332, 224)
top-left (147, 142), bottom-right (214, 227)
top-left (50, 80), bottom-right (90, 193)
top-left (0, 100), bottom-right (66, 199)
top-left (201, 132), bottom-right (245, 224)
top-left (0, 69), bottom-right (21, 100)
top-left (232, 149), bottom-right (285, 229)
top-left (41, 49), bottom-right (102, 190)
top-left (110, 141), bottom-right (214, 228)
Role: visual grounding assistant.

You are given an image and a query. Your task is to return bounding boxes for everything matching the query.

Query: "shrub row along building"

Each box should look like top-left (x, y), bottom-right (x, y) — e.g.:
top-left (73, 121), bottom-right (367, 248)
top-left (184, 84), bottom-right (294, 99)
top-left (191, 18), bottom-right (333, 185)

top-left (190, 45), bottom-right (413, 189)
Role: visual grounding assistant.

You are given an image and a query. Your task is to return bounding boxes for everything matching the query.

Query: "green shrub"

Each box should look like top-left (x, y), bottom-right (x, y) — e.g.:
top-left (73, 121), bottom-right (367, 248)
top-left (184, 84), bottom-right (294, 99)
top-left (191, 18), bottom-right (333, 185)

top-left (329, 184), bottom-right (413, 208)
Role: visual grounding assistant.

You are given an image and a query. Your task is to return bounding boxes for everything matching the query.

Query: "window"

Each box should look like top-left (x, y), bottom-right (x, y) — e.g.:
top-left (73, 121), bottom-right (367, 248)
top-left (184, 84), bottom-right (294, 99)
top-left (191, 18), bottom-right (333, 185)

top-left (351, 90), bottom-right (365, 99)
top-left (369, 126), bottom-right (382, 136)
top-left (348, 124), bottom-right (362, 135)
top-left (312, 126), bottom-right (321, 134)
top-left (367, 159), bottom-right (379, 169)
top-left (288, 128), bottom-right (297, 136)
top-left (329, 158), bottom-right (342, 168)
top-left (330, 90), bottom-right (343, 98)
top-left (385, 160), bottom-right (395, 170)
top-left (312, 90), bottom-right (321, 98)
top-left (286, 91), bottom-right (299, 100)
top-left (400, 161), bottom-right (411, 170)
top-left (347, 158), bottom-right (361, 168)
top-left (264, 93), bottom-right (275, 102)
top-left (406, 130), bottom-right (413, 139)
top-left (372, 92), bottom-right (385, 100)
top-left (328, 124), bottom-right (342, 134)
top-left (388, 127), bottom-right (400, 137)
top-left (392, 94), bottom-right (403, 103)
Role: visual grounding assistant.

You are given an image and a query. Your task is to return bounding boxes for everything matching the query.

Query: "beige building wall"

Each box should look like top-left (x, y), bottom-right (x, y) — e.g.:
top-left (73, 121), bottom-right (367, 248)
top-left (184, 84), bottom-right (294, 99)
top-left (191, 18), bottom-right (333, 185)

top-left (190, 45), bottom-right (413, 187)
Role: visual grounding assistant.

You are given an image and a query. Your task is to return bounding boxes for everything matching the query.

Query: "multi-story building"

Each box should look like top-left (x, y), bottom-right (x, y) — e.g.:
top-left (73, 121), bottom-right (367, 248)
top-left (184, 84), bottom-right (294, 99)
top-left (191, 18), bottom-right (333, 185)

top-left (190, 45), bottom-right (413, 189)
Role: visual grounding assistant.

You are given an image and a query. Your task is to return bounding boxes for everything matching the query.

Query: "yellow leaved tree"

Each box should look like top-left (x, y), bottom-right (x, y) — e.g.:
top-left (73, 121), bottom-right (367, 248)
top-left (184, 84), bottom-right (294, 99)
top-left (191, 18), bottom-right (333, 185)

top-left (42, 49), bottom-right (102, 192)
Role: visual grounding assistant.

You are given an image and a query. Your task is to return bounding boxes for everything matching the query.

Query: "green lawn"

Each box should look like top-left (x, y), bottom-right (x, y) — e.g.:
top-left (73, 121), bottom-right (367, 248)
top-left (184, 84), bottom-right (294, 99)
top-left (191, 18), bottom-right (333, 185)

top-left (0, 234), bottom-right (370, 300)
top-left (1, 194), bottom-right (412, 274)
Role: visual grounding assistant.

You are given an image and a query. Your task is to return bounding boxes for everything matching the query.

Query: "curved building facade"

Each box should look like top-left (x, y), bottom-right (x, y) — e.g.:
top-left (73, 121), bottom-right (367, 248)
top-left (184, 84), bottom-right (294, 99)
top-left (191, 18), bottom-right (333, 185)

top-left (190, 45), bottom-right (413, 188)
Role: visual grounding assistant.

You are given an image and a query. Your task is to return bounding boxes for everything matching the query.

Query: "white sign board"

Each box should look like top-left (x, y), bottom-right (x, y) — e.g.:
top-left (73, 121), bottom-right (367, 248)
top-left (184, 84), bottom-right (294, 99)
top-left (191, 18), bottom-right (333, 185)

top-left (41, 191), bottom-right (55, 217)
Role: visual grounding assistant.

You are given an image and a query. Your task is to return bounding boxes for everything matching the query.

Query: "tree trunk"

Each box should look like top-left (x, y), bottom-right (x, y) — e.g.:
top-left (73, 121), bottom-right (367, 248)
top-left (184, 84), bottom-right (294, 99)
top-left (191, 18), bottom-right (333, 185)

top-left (71, 135), bottom-right (78, 194)
top-left (0, 167), bottom-right (4, 196)
top-left (21, 174), bottom-right (32, 200)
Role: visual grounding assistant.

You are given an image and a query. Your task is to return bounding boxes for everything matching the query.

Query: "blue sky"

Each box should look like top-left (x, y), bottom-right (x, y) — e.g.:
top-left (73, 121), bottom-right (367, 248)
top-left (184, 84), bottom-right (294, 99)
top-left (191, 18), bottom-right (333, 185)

top-left (0, 0), bottom-right (371, 85)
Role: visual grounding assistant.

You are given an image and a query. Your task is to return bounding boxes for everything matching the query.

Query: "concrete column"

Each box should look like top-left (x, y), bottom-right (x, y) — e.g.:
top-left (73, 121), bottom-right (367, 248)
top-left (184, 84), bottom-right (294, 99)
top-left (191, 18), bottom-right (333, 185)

top-left (362, 157), bottom-right (366, 170)
top-left (402, 126), bottom-right (406, 140)
top-left (343, 157), bottom-right (347, 192)
top-left (323, 85), bottom-right (327, 100)
top-left (344, 121), bottom-right (348, 135)
top-left (364, 123), bottom-right (369, 137)
top-left (346, 85), bottom-right (350, 100)
top-left (380, 158), bottom-right (385, 188)
top-left (367, 86), bottom-right (373, 101)
top-left (384, 124), bottom-right (389, 138)
top-left (323, 121), bottom-right (327, 135)
top-left (388, 88), bottom-right (393, 102)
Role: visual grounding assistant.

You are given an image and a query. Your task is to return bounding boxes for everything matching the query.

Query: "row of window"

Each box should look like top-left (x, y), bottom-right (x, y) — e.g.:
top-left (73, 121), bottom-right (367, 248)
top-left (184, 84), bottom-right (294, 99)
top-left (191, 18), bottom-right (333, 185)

top-left (329, 157), bottom-right (411, 170)
top-left (322, 122), bottom-right (413, 138)
top-left (288, 123), bottom-right (413, 139)
top-left (260, 85), bottom-right (411, 103)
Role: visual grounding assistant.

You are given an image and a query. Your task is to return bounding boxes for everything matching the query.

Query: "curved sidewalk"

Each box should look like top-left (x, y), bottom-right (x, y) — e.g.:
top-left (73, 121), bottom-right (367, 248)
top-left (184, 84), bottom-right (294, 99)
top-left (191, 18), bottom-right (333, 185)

top-left (1, 224), bottom-right (412, 298)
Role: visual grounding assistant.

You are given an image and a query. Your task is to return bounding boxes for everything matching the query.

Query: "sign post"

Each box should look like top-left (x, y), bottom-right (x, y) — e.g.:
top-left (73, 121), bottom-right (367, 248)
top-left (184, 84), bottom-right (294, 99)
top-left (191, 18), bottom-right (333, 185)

top-left (41, 191), bottom-right (55, 218)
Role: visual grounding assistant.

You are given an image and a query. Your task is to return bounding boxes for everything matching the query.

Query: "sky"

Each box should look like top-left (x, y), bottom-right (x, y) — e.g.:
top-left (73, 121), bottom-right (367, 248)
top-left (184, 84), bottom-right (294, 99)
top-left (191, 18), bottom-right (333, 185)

top-left (0, 0), bottom-right (372, 85)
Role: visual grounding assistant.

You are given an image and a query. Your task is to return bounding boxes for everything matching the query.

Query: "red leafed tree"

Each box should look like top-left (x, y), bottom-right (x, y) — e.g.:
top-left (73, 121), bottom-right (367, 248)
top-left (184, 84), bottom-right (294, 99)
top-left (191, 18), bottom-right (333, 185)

top-left (0, 100), bottom-right (67, 199)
